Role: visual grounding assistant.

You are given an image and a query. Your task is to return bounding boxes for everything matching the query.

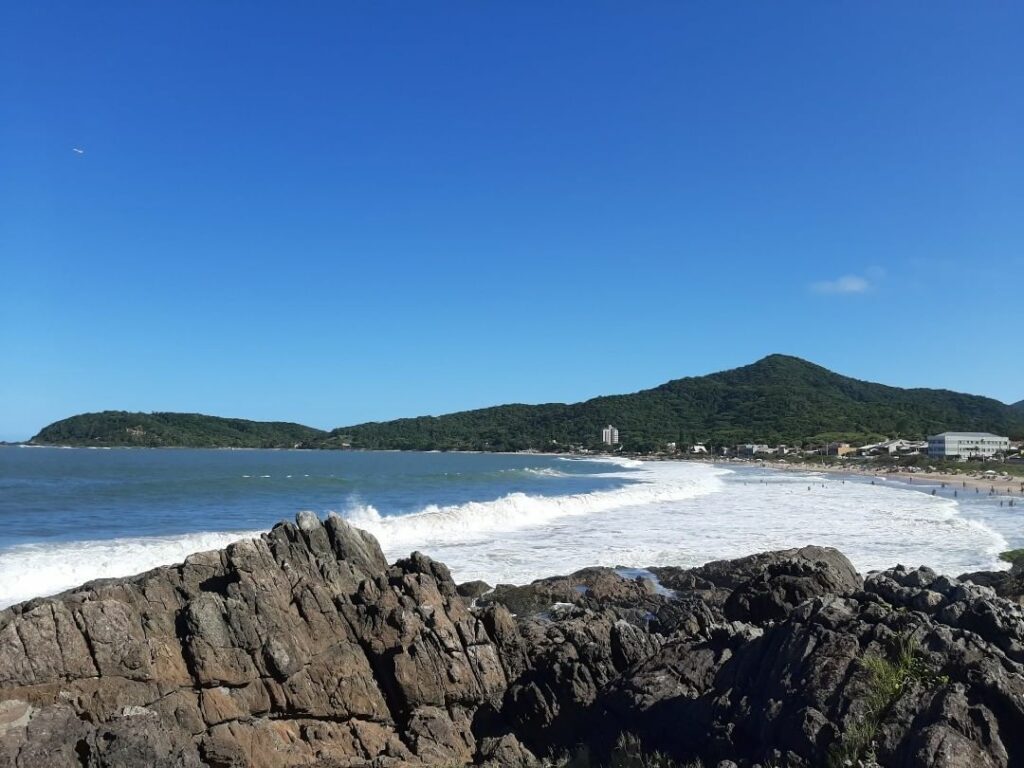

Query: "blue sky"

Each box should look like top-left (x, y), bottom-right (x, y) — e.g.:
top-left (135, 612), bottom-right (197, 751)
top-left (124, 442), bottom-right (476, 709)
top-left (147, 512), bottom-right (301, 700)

top-left (1, 3), bottom-right (1022, 441)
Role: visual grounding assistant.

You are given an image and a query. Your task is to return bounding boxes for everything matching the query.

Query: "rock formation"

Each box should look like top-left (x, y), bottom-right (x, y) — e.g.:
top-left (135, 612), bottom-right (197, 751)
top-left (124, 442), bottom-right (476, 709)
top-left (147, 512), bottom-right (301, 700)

top-left (1, 514), bottom-right (1023, 767)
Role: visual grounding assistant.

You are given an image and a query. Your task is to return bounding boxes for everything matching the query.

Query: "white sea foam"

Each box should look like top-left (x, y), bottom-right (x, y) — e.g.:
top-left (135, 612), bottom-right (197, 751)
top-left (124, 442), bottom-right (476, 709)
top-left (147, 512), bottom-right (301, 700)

top-left (516, 467), bottom-right (569, 477)
top-left (0, 530), bottom-right (263, 608)
top-left (347, 462), bottom-right (1010, 586)
top-left (0, 460), bottom-right (1010, 609)
top-left (344, 460), bottom-right (725, 551)
top-left (564, 455), bottom-right (645, 468)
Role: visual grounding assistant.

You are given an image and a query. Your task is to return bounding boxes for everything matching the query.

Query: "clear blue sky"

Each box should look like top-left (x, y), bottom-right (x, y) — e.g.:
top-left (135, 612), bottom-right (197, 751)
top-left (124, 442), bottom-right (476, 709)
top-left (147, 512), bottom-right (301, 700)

top-left (2, 3), bottom-right (1022, 441)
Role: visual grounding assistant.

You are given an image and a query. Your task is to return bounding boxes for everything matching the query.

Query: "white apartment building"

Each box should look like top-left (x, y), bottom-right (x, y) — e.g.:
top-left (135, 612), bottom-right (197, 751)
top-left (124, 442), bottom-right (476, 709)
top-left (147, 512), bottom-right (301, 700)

top-left (927, 432), bottom-right (1010, 459)
top-left (736, 443), bottom-right (772, 456)
top-left (601, 425), bottom-right (619, 445)
top-left (858, 439), bottom-right (929, 457)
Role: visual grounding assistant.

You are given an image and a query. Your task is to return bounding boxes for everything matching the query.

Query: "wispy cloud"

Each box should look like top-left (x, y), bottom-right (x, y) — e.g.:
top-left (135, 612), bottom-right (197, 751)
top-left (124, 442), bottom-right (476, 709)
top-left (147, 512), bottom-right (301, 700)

top-left (810, 274), bottom-right (871, 295)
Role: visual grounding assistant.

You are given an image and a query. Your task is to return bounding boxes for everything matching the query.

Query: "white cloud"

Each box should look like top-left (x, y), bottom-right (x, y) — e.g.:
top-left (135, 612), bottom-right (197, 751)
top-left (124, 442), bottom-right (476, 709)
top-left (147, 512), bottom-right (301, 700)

top-left (810, 274), bottom-right (871, 295)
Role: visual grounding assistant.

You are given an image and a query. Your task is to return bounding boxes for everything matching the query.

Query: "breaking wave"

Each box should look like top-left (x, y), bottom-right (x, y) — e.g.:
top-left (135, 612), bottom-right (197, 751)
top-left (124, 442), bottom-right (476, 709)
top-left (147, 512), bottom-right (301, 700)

top-left (0, 529), bottom-right (264, 608)
top-left (0, 457), bottom-right (1011, 609)
top-left (343, 461), bottom-right (727, 551)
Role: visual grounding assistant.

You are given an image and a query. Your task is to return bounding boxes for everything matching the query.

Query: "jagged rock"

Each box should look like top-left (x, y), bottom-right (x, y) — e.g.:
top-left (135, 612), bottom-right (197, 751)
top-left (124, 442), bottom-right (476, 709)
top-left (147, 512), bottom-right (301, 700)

top-left (0, 515), bottom-right (479, 767)
top-left (457, 581), bottom-right (493, 600)
top-left (477, 734), bottom-right (541, 767)
top-left (2, 521), bottom-right (1023, 767)
top-left (482, 567), bottom-right (657, 617)
top-left (960, 568), bottom-right (1024, 607)
top-left (652, 545), bottom-right (863, 623)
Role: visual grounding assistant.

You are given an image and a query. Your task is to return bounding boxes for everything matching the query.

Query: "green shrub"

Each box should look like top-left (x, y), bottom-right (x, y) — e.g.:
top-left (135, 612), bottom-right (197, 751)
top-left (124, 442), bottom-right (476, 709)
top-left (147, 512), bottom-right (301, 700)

top-left (553, 732), bottom-right (702, 768)
top-left (999, 549), bottom-right (1024, 567)
top-left (828, 634), bottom-right (947, 767)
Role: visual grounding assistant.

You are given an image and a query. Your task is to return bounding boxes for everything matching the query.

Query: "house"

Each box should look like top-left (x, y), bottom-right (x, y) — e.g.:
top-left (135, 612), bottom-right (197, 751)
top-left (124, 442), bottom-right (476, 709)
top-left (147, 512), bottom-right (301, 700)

top-left (858, 439), bottom-right (929, 457)
top-left (690, 443), bottom-right (709, 454)
top-left (927, 432), bottom-right (1010, 460)
top-left (736, 443), bottom-right (772, 457)
top-left (826, 442), bottom-right (856, 457)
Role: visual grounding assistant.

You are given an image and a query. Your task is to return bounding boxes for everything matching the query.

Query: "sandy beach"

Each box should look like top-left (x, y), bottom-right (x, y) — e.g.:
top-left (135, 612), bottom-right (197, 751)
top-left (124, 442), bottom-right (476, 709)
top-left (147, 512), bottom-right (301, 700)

top-left (753, 459), bottom-right (1024, 499)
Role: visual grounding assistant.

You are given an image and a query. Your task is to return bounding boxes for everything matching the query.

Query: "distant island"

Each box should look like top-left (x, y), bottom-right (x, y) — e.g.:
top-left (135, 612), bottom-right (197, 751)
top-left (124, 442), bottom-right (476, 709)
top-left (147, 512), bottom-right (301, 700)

top-left (31, 412), bottom-right (326, 449)
top-left (29, 355), bottom-right (1024, 451)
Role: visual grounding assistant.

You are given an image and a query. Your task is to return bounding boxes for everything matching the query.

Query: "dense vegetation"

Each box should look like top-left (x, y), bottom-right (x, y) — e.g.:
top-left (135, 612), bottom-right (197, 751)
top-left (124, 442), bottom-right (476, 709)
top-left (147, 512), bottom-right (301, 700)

top-left (31, 356), bottom-right (1024, 451)
top-left (31, 411), bottom-right (325, 448)
top-left (325, 355), bottom-right (1024, 452)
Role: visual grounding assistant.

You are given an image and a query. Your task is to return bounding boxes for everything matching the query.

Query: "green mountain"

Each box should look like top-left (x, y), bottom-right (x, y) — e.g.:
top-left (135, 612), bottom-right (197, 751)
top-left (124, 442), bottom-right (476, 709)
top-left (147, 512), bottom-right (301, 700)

top-left (31, 357), bottom-right (1023, 451)
top-left (324, 355), bottom-right (1024, 451)
top-left (31, 411), bottom-right (325, 448)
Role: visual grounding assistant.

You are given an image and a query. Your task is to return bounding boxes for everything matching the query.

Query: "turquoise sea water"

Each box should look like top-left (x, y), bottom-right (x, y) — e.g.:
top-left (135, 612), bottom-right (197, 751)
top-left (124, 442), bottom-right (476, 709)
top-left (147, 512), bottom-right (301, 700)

top-left (0, 447), bottom-right (629, 547)
top-left (0, 447), bottom-right (1018, 608)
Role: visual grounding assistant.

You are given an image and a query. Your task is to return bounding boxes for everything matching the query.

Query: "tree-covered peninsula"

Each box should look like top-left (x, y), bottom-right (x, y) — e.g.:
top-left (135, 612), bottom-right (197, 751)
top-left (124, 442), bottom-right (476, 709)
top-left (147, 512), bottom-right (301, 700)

top-left (31, 411), bottom-right (325, 448)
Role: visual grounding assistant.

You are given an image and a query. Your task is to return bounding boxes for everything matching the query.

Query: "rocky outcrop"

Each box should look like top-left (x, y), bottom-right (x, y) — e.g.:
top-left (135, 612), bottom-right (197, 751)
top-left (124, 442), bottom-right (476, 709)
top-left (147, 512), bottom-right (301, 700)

top-left (0, 513), bottom-right (503, 768)
top-left (1, 516), bottom-right (1023, 767)
top-left (961, 558), bottom-right (1024, 607)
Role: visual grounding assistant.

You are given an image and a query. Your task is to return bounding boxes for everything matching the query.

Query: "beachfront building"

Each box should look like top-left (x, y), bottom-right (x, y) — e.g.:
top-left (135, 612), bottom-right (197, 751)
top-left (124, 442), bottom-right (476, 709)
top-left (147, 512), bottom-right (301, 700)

top-left (927, 432), bottom-right (1010, 460)
top-left (858, 439), bottom-right (928, 457)
top-left (826, 442), bottom-right (856, 457)
top-left (601, 425), bottom-right (620, 445)
top-left (736, 443), bottom-right (772, 457)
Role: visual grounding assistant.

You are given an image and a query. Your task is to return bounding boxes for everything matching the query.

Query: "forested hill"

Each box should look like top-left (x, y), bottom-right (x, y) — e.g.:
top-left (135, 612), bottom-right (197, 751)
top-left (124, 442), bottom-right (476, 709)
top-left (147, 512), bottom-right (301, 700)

top-left (323, 355), bottom-right (1024, 451)
top-left (30, 357), bottom-right (1023, 451)
top-left (31, 411), bottom-right (325, 448)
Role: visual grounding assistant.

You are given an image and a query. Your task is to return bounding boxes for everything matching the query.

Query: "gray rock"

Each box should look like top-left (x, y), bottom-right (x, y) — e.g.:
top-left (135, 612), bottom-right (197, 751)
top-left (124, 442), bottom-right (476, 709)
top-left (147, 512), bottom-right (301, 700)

top-left (2, 527), bottom-right (1023, 768)
top-left (457, 580), bottom-right (493, 599)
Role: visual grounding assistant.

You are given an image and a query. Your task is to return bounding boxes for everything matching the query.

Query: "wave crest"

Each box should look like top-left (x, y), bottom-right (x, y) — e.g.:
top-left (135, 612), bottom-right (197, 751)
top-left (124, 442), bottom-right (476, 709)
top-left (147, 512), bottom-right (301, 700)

top-left (0, 530), bottom-right (263, 609)
top-left (342, 462), bottom-right (726, 551)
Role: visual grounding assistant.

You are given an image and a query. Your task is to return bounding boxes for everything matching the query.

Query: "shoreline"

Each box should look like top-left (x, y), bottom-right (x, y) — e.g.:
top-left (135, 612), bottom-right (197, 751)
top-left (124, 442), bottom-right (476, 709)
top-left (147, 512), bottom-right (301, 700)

top-left (749, 458), bottom-right (1024, 499)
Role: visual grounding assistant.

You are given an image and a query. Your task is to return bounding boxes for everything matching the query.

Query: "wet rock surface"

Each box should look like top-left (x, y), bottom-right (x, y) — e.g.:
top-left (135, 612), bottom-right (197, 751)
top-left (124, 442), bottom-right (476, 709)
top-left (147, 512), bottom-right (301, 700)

top-left (1, 517), bottom-right (1022, 767)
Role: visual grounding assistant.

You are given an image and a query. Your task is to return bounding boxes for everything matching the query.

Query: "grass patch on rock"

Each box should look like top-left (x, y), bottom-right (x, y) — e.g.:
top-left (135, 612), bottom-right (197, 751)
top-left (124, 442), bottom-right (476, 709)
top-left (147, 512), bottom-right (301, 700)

top-left (828, 634), bottom-right (947, 767)
top-left (557, 732), bottom-right (703, 768)
top-left (999, 549), bottom-right (1024, 567)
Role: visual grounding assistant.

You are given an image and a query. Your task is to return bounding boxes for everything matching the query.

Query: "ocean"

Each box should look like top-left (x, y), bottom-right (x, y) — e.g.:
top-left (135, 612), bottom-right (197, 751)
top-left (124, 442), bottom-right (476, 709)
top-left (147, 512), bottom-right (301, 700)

top-left (0, 446), bottom-right (1018, 608)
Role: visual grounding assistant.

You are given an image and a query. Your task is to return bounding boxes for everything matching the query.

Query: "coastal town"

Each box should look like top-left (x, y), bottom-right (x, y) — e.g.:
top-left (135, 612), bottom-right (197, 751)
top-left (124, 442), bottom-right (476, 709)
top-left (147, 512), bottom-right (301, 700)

top-left (593, 424), bottom-right (1024, 499)
top-left (598, 423), bottom-right (1018, 461)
